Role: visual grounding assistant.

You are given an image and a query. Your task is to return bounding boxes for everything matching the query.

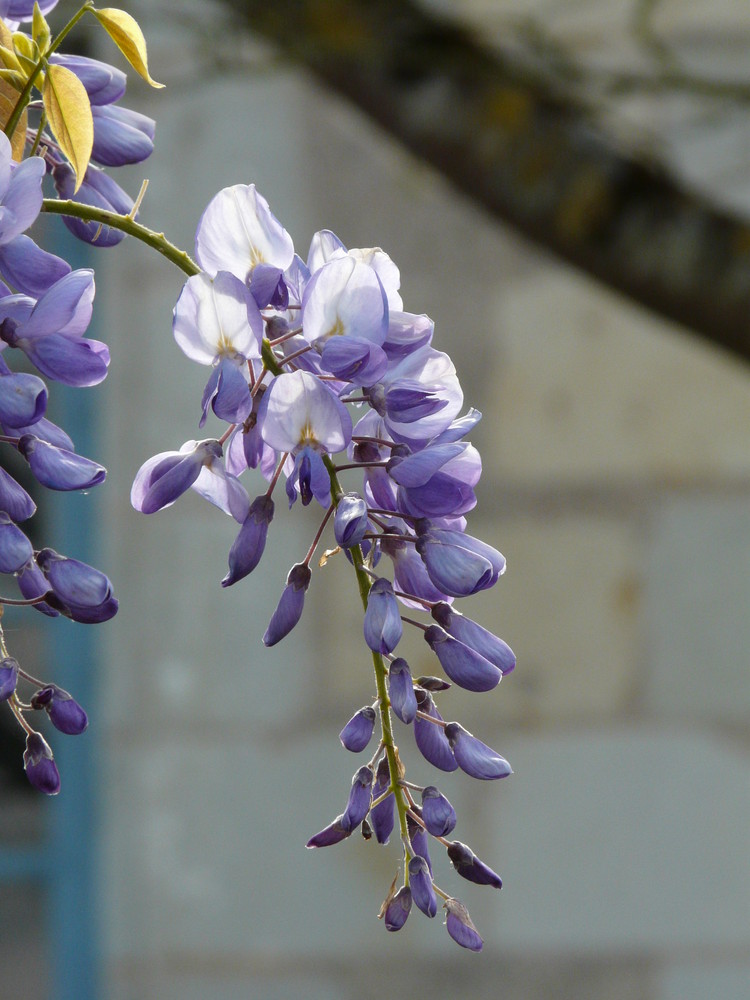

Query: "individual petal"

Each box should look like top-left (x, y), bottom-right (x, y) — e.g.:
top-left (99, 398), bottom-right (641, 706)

top-left (131, 440), bottom-right (219, 514)
top-left (90, 104), bottom-right (155, 167)
top-left (363, 577), bottom-right (402, 654)
top-left (0, 461), bottom-right (34, 521)
top-left (443, 723), bottom-right (512, 780)
top-left (408, 855), bottom-right (437, 917)
top-left (413, 688), bottom-right (457, 772)
top-left (248, 263), bottom-right (287, 309)
top-left (379, 347), bottom-right (463, 447)
top-left (0, 656), bottom-right (19, 701)
top-left (4, 416), bottom-right (72, 451)
top-left (20, 269), bottom-right (95, 339)
top-left (221, 494), bottom-right (274, 587)
top-left (319, 336), bottom-right (388, 385)
top-left (421, 785), bottom-right (457, 837)
top-left (17, 333), bottom-right (110, 387)
top-left (199, 357), bottom-right (251, 428)
top-left (263, 563), bottom-right (312, 646)
top-left (0, 155), bottom-right (44, 244)
top-left (195, 184), bottom-right (294, 282)
top-left (444, 898), bottom-right (483, 952)
top-left (260, 369), bottom-right (352, 455)
top-left (173, 270), bottom-right (263, 365)
top-left (387, 657), bottom-right (417, 724)
top-left (0, 236), bottom-right (71, 297)
top-left (192, 455), bottom-right (250, 523)
top-left (305, 814), bottom-right (352, 848)
top-left (0, 512), bottom-right (33, 573)
top-left (384, 886), bottom-right (412, 931)
top-left (339, 706), bottom-right (376, 753)
top-left (23, 732), bottom-right (60, 795)
top-left (301, 256), bottom-right (389, 346)
top-left (423, 624), bottom-right (502, 692)
top-left (431, 602), bottom-right (515, 675)
top-left (31, 684), bottom-right (88, 735)
top-left (17, 560), bottom-right (58, 617)
top-left (415, 524), bottom-right (506, 598)
top-left (333, 493), bottom-right (369, 549)
top-left (285, 447), bottom-right (332, 509)
top-left (386, 443), bottom-right (464, 489)
top-left (382, 311), bottom-right (434, 359)
top-left (0, 369), bottom-right (47, 426)
top-left (341, 764), bottom-right (373, 831)
top-left (18, 435), bottom-right (106, 491)
top-left (369, 755), bottom-right (394, 845)
top-left (446, 841), bottom-right (503, 889)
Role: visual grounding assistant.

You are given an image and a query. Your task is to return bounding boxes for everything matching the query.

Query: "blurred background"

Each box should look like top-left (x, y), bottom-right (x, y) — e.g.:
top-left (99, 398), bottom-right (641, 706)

top-left (2, 0), bottom-right (750, 997)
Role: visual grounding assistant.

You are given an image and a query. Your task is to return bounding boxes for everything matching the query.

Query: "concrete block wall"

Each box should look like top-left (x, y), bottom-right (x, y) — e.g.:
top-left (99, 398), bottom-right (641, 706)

top-left (94, 3), bottom-right (750, 997)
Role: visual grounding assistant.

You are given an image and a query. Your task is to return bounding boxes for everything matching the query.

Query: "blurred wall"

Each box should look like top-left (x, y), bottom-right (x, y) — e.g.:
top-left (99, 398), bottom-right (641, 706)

top-left (94, 3), bottom-right (750, 998)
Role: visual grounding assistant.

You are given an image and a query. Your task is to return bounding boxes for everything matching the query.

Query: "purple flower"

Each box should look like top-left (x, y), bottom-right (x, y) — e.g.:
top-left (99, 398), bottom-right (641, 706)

top-left (305, 814), bottom-right (352, 849)
top-left (221, 494), bottom-right (274, 587)
top-left (421, 785), bottom-right (456, 837)
top-left (363, 577), bottom-right (402, 655)
top-left (443, 723), bottom-right (512, 780)
top-left (446, 841), bottom-right (503, 889)
top-left (415, 523), bottom-right (506, 598)
top-left (408, 855), bottom-right (437, 917)
top-left (0, 511), bottom-right (32, 573)
top-left (301, 255), bottom-right (389, 347)
top-left (30, 684), bottom-right (88, 735)
top-left (444, 898), bottom-right (483, 951)
top-left (36, 548), bottom-right (118, 624)
top-left (18, 435), bottom-right (106, 491)
top-left (341, 765), bottom-right (373, 831)
top-left (413, 688), bottom-right (457, 772)
top-left (263, 563), bottom-right (311, 646)
top-left (407, 809), bottom-right (432, 875)
top-left (333, 493), bottom-right (369, 548)
top-left (339, 706), bottom-right (376, 752)
top-left (431, 601), bottom-right (515, 675)
top-left (173, 270), bottom-right (263, 367)
top-left (90, 104), bottom-right (155, 167)
top-left (387, 657), bottom-right (417, 724)
top-left (0, 656), bottom-right (19, 701)
top-left (52, 162), bottom-right (134, 247)
top-left (384, 886), bottom-right (412, 931)
top-left (23, 732), bottom-right (60, 795)
top-left (423, 624), bottom-right (502, 692)
top-left (369, 755), bottom-right (394, 845)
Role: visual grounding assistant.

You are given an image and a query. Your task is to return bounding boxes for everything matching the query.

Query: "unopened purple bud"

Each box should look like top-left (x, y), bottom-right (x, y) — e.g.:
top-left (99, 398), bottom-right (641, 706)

top-left (444, 722), bottom-right (512, 780)
top-left (415, 524), bottom-right (505, 598)
top-left (222, 494), bottom-right (274, 587)
top-left (421, 785), bottom-right (457, 837)
top-left (363, 577), bottom-right (402, 654)
top-left (413, 688), bottom-right (457, 772)
top-left (408, 855), bottom-right (437, 917)
top-left (0, 656), bottom-right (19, 701)
top-left (431, 601), bottom-right (515, 675)
top-left (305, 814), bottom-right (352, 848)
top-left (415, 675), bottom-right (451, 692)
top-left (424, 624), bottom-right (502, 692)
top-left (384, 886), bottom-right (412, 931)
top-left (0, 512), bottom-right (33, 573)
top-left (23, 732), bottom-right (60, 795)
top-left (341, 765), bottom-right (373, 831)
top-left (446, 841), bottom-right (503, 889)
top-left (444, 898), bottom-right (483, 951)
top-left (370, 755), bottom-right (394, 845)
top-left (333, 493), bottom-right (369, 548)
top-left (407, 808), bottom-right (432, 875)
top-left (388, 657), bottom-right (417, 724)
top-left (36, 548), bottom-right (118, 624)
top-left (339, 706), bottom-right (376, 752)
top-left (31, 685), bottom-right (88, 735)
top-left (18, 435), bottom-right (106, 491)
top-left (263, 563), bottom-right (311, 646)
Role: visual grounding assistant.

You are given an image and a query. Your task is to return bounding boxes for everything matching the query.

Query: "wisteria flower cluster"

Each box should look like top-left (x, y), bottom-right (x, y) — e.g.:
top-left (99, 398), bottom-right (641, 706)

top-left (129, 182), bottom-right (516, 950)
top-left (0, 1), bottom-right (517, 952)
top-left (0, 1), bottom-right (158, 791)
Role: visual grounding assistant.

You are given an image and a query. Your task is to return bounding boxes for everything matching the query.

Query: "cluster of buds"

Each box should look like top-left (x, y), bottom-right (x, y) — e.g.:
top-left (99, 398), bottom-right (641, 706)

top-left (132, 183), bottom-right (516, 949)
top-left (0, 0), bottom-right (160, 790)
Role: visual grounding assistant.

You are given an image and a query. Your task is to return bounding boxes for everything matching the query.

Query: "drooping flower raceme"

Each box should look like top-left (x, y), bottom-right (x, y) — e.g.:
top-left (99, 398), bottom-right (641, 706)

top-left (131, 182), bottom-right (516, 951)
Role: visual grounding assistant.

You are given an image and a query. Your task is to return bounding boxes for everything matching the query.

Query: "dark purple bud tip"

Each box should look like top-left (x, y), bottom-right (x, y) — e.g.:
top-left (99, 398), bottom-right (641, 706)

top-left (421, 785), bottom-right (457, 837)
top-left (408, 855), bottom-right (437, 917)
top-left (339, 706), bottom-right (376, 752)
top-left (415, 675), bottom-right (451, 692)
top-left (388, 657), bottom-right (417, 724)
top-left (384, 886), bottom-right (412, 931)
top-left (446, 841), bottom-right (503, 889)
top-left (305, 814), bottom-right (352, 848)
top-left (443, 722), bottom-right (512, 780)
top-left (23, 732), bottom-right (60, 795)
top-left (31, 685), bottom-right (88, 735)
top-left (444, 898), bottom-right (483, 952)
top-left (0, 656), bottom-right (19, 701)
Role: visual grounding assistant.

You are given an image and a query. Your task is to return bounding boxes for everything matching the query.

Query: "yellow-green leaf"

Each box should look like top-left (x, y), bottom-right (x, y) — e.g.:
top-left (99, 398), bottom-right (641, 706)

top-left (0, 78), bottom-right (28, 159)
top-left (93, 8), bottom-right (164, 89)
top-left (32, 3), bottom-right (51, 53)
top-left (0, 45), bottom-right (22, 73)
top-left (0, 69), bottom-right (25, 91)
top-left (43, 63), bottom-right (93, 192)
top-left (12, 32), bottom-right (38, 62)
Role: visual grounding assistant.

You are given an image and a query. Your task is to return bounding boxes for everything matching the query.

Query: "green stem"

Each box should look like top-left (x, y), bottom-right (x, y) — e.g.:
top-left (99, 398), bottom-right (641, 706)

top-left (41, 199), bottom-right (200, 276)
top-left (4, 1), bottom-right (93, 141)
top-left (28, 110), bottom-right (47, 157)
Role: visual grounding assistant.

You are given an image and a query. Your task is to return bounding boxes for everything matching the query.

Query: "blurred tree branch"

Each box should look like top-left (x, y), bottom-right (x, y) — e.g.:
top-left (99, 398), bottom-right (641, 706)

top-left (219, 0), bottom-right (750, 364)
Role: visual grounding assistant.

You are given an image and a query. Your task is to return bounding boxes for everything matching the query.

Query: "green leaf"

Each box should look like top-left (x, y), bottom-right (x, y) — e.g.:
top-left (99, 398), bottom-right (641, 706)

top-left (43, 63), bottom-right (93, 192)
top-left (0, 44), bottom-right (22, 72)
top-left (92, 8), bottom-right (164, 89)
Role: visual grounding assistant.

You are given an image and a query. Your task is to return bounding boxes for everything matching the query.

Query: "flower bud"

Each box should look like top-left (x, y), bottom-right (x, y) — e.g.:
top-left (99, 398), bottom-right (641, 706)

top-left (341, 765), bottom-right (373, 831)
top-left (333, 493), bottom-right (369, 548)
top-left (388, 657), bottom-right (417, 724)
top-left (222, 494), bottom-right (274, 587)
top-left (446, 841), bottom-right (503, 889)
top-left (23, 732), bottom-right (60, 795)
top-left (407, 808), bottom-right (432, 875)
top-left (431, 601), bottom-right (515, 675)
top-left (0, 656), bottom-right (19, 701)
top-left (369, 755), bottom-right (394, 845)
top-left (423, 623), bottom-right (502, 692)
top-left (408, 855), bottom-right (437, 917)
top-left (384, 886), bottom-right (412, 931)
top-left (443, 722), bottom-right (512, 780)
top-left (0, 512), bottom-right (33, 573)
top-left (363, 577), bottom-right (402, 654)
top-left (30, 684), bottom-right (88, 735)
top-left (18, 435), bottom-right (106, 491)
top-left (339, 706), bottom-right (376, 752)
top-left (305, 814), bottom-right (352, 849)
top-left (444, 898), bottom-right (483, 951)
top-left (263, 563), bottom-right (312, 646)
top-left (413, 688), bottom-right (457, 772)
top-left (421, 785), bottom-right (456, 837)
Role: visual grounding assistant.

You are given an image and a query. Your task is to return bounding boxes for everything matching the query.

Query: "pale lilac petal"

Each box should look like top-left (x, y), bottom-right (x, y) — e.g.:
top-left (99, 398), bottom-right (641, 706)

top-left (0, 156), bottom-right (44, 243)
top-left (173, 270), bottom-right (263, 365)
top-left (260, 370), bottom-right (352, 454)
top-left (301, 256), bottom-right (389, 346)
top-left (0, 237), bottom-right (70, 296)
